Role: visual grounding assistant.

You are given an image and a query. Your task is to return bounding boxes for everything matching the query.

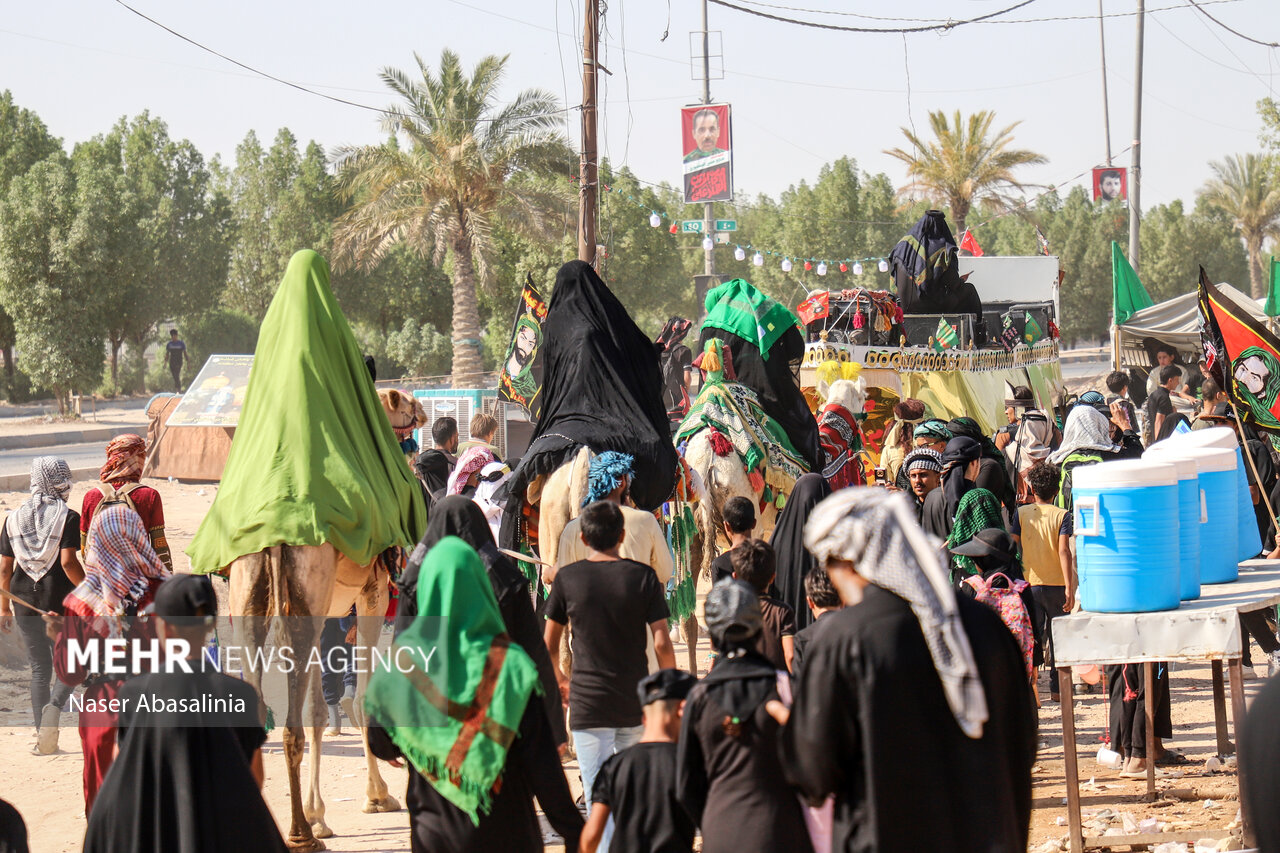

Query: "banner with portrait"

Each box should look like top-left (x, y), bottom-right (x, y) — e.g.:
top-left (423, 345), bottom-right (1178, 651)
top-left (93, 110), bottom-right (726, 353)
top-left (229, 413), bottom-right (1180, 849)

top-left (681, 103), bottom-right (733, 204)
top-left (498, 276), bottom-right (549, 420)
top-left (1199, 266), bottom-right (1280, 435)
top-left (1092, 166), bottom-right (1127, 203)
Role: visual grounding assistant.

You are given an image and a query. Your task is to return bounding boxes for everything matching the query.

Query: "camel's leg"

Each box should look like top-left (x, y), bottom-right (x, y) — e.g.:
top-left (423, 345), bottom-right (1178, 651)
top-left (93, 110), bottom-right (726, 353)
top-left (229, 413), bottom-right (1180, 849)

top-left (279, 544), bottom-right (337, 851)
top-left (357, 566), bottom-right (399, 814)
top-left (228, 549), bottom-right (274, 729)
top-left (305, 671), bottom-right (332, 839)
top-left (681, 615), bottom-right (700, 676)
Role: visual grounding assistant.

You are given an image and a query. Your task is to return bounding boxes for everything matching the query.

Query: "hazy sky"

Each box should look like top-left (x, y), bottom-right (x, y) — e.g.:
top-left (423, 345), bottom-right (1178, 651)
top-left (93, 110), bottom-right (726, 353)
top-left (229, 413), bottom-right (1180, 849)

top-left (3, 0), bottom-right (1277, 220)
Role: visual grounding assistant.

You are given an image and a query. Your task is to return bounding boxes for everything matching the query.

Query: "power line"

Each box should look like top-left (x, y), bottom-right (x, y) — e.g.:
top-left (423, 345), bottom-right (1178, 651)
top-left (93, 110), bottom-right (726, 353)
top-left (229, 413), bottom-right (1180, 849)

top-left (108, 0), bottom-right (572, 123)
top-left (1184, 0), bottom-right (1279, 48)
top-left (732, 0), bottom-right (1241, 25)
top-left (705, 0), bottom-right (1041, 34)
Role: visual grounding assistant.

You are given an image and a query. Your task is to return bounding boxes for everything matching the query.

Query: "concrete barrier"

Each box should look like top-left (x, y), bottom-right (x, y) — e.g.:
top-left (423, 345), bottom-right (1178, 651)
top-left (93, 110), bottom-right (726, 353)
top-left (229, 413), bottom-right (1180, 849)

top-left (0, 425), bottom-right (138, 452)
top-left (0, 465), bottom-right (99, 492)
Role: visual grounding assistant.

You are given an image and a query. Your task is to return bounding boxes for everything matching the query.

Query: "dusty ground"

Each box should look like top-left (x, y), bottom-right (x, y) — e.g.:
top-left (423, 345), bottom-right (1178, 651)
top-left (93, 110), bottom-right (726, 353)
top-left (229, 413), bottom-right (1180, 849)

top-left (0, 478), bottom-right (1267, 852)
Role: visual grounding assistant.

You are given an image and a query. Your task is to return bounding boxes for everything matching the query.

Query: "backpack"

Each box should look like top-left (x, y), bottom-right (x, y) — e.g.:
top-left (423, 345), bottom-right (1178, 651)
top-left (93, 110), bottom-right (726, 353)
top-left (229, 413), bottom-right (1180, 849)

top-left (85, 482), bottom-right (143, 557)
top-left (962, 572), bottom-right (1035, 681)
top-left (1055, 452), bottom-right (1102, 512)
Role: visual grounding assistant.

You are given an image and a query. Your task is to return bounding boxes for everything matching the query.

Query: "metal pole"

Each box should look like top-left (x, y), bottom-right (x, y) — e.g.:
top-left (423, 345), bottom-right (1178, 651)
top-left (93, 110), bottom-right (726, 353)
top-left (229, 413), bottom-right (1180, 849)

top-left (1128, 0), bottom-right (1144, 271)
top-left (701, 0), bottom-right (715, 277)
top-left (578, 0), bottom-right (599, 264)
top-left (1098, 0), bottom-right (1113, 166)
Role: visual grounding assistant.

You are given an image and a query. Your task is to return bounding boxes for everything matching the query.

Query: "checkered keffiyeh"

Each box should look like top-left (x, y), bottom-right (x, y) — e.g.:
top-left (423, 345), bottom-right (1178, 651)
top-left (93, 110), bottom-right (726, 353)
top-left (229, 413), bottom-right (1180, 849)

top-left (804, 488), bottom-right (989, 739)
top-left (100, 433), bottom-right (146, 484)
top-left (4, 456), bottom-right (72, 581)
top-left (65, 503), bottom-right (169, 638)
top-left (902, 447), bottom-right (943, 474)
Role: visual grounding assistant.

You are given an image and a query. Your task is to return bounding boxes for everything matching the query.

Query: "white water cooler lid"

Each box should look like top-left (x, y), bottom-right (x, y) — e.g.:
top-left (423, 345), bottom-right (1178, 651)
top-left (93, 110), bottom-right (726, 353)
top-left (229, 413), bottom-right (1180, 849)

top-left (1073, 459), bottom-right (1177, 489)
top-left (1140, 450), bottom-right (1197, 480)
top-left (1145, 444), bottom-right (1237, 473)
top-left (1153, 426), bottom-right (1236, 451)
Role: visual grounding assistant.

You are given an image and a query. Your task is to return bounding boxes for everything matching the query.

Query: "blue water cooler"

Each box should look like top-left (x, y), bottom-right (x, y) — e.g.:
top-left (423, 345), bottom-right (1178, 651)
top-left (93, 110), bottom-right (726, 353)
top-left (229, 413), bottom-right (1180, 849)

top-left (1073, 460), bottom-right (1182, 613)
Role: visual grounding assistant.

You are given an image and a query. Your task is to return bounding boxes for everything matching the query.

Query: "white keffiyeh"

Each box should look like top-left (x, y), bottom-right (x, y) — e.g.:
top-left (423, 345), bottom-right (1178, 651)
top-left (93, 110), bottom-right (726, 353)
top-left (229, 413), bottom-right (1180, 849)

top-left (803, 487), bottom-right (989, 739)
top-left (1049, 405), bottom-right (1120, 465)
top-left (5, 456), bottom-right (72, 582)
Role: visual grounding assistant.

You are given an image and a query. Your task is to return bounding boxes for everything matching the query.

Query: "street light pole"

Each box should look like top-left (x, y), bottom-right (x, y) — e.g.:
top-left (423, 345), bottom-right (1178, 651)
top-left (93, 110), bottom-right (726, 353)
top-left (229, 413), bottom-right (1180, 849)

top-left (578, 0), bottom-right (599, 264)
top-left (701, 0), bottom-right (715, 277)
top-left (1128, 0), bottom-right (1145, 271)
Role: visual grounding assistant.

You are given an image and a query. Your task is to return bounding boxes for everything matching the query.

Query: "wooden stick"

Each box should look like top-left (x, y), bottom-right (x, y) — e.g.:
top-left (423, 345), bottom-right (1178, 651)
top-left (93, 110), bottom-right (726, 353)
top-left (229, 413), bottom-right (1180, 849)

top-left (1227, 397), bottom-right (1279, 548)
top-left (0, 586), bottom-right (52, 616)
top-left (497, 547), bottom-right (553, 569)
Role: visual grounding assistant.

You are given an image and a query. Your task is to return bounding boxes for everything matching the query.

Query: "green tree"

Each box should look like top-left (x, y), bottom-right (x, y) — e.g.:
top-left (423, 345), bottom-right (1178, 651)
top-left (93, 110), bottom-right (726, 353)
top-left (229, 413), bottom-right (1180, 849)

top-left (72, 113), bottom-right (229, 392)
top-left (333, 50), bottom-right (572, 386)
top-left (0, 92), bottom-right (63, 386)
top-left (1199, 153), bottom-right (1280, 299)
top-left (885, 110), bottom-right (1046, 236)
top-left (224, 129), bottom-right (337, 318)
top-left (0, 157), bottom-right (109, 411)
top-left (1048, 188), bottom-right (1127, 344)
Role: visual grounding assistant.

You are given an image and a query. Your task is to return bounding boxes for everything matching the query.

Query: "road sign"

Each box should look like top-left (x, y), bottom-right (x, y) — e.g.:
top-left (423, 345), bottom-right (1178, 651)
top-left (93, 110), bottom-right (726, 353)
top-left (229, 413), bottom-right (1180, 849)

top-left (681, 220), bottom-right (704, 233)
top-left (715, 220), bottom-right (737, 231)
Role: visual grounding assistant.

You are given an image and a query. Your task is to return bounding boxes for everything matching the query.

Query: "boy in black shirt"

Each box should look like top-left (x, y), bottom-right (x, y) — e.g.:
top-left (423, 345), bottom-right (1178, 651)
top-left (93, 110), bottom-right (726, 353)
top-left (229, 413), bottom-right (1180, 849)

top-left (544, 501), bottom-right (677, 830)
top-left (709, 496), bottom-right (755, 585)
top-left (730, 539), bottom-right (796, 672)
top-left (582, 669), bottom-right (698, 853)
top-left (791, 566), bottom-right (842, 679)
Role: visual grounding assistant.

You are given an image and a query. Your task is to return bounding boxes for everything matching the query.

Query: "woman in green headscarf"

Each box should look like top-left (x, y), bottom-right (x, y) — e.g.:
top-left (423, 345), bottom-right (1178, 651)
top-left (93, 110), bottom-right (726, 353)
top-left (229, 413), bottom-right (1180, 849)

top-left (1233, 346), bottom-right (1280, 431)
top-left (365, 537), bottom-right (582, 852)
top-left (946, 488), bottom-right (1007, 580)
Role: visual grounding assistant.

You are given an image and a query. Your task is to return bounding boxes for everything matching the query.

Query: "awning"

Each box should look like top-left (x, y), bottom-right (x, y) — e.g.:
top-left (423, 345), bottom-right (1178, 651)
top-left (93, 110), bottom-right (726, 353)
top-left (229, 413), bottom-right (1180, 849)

top-left (1117, 283), bottom-right (1264, 368)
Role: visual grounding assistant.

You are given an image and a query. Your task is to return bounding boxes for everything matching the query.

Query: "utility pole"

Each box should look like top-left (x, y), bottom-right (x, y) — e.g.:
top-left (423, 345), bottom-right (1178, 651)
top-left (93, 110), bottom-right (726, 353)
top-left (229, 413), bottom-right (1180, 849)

top-left (1098, 0), bottom-right (1113, 166)
top-left (700, 0), bottom-right (715, 278)
top-left (578, 0), bottom-right (599, 264)
top-left (1128, 0), bottom-right (1145, 271)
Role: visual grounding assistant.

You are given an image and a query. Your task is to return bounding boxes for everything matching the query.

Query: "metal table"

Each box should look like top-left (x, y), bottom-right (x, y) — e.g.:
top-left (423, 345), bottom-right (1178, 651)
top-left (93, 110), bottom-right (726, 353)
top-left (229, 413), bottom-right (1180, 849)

top-left (1051, 560), bottom-right (1280, 852)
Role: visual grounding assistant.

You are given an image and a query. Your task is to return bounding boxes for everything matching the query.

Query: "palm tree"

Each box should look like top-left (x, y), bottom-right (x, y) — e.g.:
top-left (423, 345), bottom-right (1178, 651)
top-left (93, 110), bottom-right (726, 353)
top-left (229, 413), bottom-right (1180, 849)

top-left (334, 50), bottom-right (571, 385)
top-left (1200, 153), bottom-right (1280, 299)
top-left (885, 110), bottom-right (1046, 236)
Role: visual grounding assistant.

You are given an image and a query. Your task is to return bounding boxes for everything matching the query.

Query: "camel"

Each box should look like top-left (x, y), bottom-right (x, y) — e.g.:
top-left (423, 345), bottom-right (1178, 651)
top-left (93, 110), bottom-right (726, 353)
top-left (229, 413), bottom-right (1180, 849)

top-left (227, 545), bottom-right (400, 851)
top-left (377, 388), bottom-right (428, 462)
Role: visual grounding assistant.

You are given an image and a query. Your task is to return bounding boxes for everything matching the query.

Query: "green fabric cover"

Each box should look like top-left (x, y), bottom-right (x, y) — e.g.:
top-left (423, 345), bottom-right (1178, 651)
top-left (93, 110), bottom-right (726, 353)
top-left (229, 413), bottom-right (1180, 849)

top-left (1266, 256), bottom-right (1280, 318)
top-left (702, 278), bottom-right (801, 361)
top-left (364, 537), bottom-right (541, 824)
top-left (186, 250), bottom-right (426, 571)
top-left (1112, 241), bottom-right (1154, 327)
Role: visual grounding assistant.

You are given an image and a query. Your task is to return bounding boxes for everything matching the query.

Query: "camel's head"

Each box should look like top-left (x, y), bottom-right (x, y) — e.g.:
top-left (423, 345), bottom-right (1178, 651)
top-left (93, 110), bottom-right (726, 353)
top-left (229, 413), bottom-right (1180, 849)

top-left (378, 388), bottom-right (427, 438)
top-left (814, 360), bottom-right (866, 415)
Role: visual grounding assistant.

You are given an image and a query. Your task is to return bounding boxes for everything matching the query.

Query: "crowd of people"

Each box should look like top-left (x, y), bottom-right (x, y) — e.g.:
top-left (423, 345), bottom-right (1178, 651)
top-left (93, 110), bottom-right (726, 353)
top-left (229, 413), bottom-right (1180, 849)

top-left (4, 307), bottom-right (1280, 853)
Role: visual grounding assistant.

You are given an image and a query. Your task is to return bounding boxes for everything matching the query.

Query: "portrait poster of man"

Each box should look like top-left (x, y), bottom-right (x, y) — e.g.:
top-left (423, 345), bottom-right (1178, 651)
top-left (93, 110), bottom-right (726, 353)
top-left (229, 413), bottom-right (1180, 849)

top-left (1199, 267), bottom-right (1280, 433)
top-left (681, 103), bottom-right (733, 204)
top-left (498, 276), bottom-right (548, 420)
top-left (1092, 167), bottom-right (1127, 203)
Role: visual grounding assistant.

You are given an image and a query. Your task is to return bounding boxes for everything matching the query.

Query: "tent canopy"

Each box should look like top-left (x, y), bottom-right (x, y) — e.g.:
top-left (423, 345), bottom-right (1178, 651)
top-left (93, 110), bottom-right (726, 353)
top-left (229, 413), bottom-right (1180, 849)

top-left (1117, 283), bottom-right (1265, 369)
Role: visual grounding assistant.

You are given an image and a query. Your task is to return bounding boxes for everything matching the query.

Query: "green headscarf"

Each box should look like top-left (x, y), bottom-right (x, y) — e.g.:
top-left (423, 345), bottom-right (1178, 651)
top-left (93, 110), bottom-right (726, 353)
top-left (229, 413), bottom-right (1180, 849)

top-left (946, 488), bottom-right (1006, 577)
top-left (702, 278), bottom-right (801, 360)
top-left (364, 537), bottom-right (540, 824)
top-left (1233, 346), bottom-right (1280, 431)
top-left (186, 250), bottom-right (426, 571)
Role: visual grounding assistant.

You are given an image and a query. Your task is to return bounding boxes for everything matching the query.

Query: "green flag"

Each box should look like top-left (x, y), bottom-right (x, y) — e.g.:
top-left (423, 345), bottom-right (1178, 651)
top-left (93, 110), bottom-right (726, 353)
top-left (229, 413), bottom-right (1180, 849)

top-left (1266, 256), bottom-right (1280, 318)
top-left (1112, 241), bottom-right (1154, 326)
top-left (933, 317), bottom-right (959, 352)
top-left (1024, 311), bottom-right (1045, 345)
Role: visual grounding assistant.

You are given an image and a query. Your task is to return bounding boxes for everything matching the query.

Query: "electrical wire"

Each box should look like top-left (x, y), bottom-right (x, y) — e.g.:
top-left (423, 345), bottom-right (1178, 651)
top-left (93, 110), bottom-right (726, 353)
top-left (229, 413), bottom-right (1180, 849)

top-left (729, 0), bottom-right (1241, 24)
top-left (1185, 0), bottom-right (1279, 48)
top-left (109, 0), bottom-right (572, 122)
top-left (705, 0), bottom-right (1041, 34)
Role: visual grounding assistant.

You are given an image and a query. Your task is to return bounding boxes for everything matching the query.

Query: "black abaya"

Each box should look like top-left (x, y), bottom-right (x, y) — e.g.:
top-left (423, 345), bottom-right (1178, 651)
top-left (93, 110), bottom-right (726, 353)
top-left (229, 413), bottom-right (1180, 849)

top-left (397, 496), bottom-right (565, 744)
top-left (768, 473), bottom-right (831, 631)
top-left (368, 701), bottom-right (583, 853)
top-left (675, 654), bottom-right (813, 853)
top-left (502, 261), bottom-right (676, 531)
top-left (781, 585), bottom-right (1037, 853)
top-left (83, 672), bottom-right (286, 853)
top-left (1241, 672), bottom-right (1280, 853)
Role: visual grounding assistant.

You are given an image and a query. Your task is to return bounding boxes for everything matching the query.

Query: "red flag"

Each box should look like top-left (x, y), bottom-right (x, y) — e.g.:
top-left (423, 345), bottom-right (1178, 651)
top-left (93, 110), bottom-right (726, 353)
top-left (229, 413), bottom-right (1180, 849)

top-left (959, 230), bottom-right (984, 257)
top-left (797, 291), bottom-right (830, 325)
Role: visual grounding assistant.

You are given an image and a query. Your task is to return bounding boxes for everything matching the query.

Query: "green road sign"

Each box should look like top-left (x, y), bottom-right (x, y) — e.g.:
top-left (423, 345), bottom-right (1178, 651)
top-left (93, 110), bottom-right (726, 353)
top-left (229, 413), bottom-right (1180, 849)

top-left (715, 220), bottom-right (737, 231)
top-left (681, 221), bottom-right (704, 233)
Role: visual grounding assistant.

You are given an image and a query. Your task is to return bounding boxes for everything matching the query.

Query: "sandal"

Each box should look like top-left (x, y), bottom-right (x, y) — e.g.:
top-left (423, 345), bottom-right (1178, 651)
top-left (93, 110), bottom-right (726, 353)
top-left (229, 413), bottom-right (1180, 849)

top-left (1155, 751), bottom-right (1189, 766)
